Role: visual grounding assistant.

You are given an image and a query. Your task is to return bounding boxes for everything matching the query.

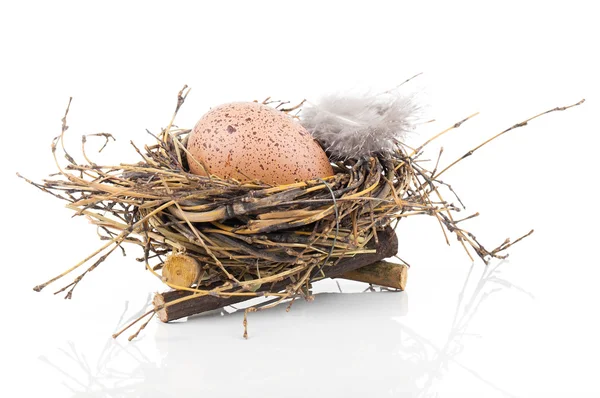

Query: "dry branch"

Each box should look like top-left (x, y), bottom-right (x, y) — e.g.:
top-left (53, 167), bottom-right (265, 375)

top-left (338, 261), bottom-right (407, 290)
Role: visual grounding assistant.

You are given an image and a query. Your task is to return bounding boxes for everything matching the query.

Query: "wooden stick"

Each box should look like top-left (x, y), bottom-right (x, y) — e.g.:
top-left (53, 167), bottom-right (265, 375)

top-left (338, 261), bottom-right (407, 290)
top-left (153, 226), bottom-right (399, 322)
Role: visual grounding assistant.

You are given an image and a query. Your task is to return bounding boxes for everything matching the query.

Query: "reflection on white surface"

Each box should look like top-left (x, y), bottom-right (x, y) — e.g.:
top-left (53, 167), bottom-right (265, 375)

top-left (35, 261), bottom-right (526, 397)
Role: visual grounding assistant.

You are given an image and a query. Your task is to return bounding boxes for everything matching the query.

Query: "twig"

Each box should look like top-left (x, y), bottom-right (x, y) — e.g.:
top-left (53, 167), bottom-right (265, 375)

top-left (434, 99), bottom-right (585, 179)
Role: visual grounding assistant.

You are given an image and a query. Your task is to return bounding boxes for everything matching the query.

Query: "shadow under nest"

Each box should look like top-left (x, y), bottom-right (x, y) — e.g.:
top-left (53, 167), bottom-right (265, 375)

top-left (24, 89), bottom-right (575, 340)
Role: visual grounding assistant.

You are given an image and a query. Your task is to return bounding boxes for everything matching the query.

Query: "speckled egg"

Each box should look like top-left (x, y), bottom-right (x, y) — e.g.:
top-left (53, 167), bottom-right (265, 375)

top-left (186, 102), bottom-right (334, 184)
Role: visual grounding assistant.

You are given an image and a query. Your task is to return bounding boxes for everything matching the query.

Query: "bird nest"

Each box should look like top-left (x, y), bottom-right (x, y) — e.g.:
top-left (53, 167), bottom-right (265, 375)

top-left (22, 86), bottom-right (582, 340)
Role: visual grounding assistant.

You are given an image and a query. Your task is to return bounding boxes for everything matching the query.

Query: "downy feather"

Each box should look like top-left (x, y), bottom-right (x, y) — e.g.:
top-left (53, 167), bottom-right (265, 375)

top-left (300, 92), bottom-right (419, 159)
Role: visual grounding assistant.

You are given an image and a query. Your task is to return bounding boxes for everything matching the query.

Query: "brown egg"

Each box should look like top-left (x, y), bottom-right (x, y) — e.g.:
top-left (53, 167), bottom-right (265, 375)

top-left (186, 102), bottom-right (334, 184)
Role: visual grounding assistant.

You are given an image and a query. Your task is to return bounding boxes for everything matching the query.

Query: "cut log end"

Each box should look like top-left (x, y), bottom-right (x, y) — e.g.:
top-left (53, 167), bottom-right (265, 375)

top-left (152, 292), bottom-right (169, 322)
top-left (161, 254), bottom-right (200, 288)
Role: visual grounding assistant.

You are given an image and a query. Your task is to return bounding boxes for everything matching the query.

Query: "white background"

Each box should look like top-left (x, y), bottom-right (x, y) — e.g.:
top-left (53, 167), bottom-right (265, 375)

top-left (1, 1), bottom-right (599, 397)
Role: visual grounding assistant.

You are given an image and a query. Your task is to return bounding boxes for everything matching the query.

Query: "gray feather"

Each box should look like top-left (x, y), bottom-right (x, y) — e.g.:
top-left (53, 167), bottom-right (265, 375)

top-left (300, 92), bottom-right (419, 159)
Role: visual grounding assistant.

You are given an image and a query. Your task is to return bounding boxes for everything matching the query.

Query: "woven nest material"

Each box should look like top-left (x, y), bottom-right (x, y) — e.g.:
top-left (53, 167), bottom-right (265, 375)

top-left (32, 118), bottom-right (428, 291)
top-left (24, 89), bottom-right (578, 339)
top-left (26, 97), bottom-right (502, 294)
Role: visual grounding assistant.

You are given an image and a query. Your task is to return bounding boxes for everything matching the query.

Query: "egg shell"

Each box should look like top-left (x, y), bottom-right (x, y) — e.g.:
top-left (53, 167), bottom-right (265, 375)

top-left (186, 102), bottom-right (334, 184)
